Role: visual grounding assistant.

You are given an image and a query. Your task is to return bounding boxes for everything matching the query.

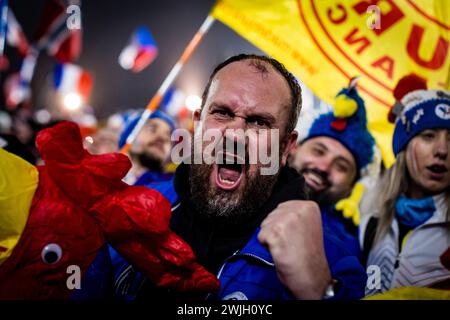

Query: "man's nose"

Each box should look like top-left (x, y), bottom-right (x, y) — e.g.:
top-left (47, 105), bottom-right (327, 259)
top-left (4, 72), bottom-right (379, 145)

top-left (222, 118), bottom-right (248, 156)
top-left (314, 156), bottom-right (333, 174)
top-left (223, 117), bottom-right (247, 140)
top-left (154, 128), bottom-right (170, 142)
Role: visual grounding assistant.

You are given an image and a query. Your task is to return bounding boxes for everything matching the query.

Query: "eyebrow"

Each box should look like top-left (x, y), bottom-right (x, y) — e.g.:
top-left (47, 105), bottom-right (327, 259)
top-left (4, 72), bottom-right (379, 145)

top-left (209, 103), bottom-right (232, 112)
top-left (247, 112), bottom-right (277, 125)
top-left (210, 104), bottom-right (277, 125)
top-left (313, 141), bottom-right (328, 151)
top-left (314, 141), bottom-right (353, 167)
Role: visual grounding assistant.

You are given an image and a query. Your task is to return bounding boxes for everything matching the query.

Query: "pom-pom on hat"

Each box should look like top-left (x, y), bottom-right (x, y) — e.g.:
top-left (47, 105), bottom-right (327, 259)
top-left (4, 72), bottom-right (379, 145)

top-left (303, 77), bottom-right (376, 176)
top-left (389, 74), bottom-right (450, 156)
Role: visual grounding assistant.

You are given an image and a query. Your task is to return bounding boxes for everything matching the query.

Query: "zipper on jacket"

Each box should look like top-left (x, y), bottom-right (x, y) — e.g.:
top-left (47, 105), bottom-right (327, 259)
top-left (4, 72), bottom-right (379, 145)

top-left (205, 250), bottom-right (239, 300)
top-left (216, 250), bottom-right (274, 280)
top-left (205, 250), bottom-right (274, 300)
top-left (394, 252), bottom-right (401, 269)
top-left (216, 250), bottom-right (239, 279)
top-left (394, 227), bottom-right (420, 269)
top-left (235, 252), bottom-right (275, 267)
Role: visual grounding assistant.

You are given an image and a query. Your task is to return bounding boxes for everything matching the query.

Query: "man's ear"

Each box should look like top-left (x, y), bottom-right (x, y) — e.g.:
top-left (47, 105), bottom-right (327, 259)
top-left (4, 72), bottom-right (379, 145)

top-left (281, 130), bottom-right (298, 167)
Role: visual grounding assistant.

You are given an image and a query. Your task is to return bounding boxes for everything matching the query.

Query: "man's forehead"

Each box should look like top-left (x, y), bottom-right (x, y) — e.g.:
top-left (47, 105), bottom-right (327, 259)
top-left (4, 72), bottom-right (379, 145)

top-left (205, 60), bottom-right (291, 116)
top-left (213, 60), bottom-right (280, 83)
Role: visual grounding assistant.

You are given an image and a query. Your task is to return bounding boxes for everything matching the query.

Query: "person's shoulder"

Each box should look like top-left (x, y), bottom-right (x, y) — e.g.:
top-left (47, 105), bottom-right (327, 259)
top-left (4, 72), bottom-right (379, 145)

top-left (145, 178), bottom-right (179, 206)
top-left (269, 166), bottom-right (308, 203)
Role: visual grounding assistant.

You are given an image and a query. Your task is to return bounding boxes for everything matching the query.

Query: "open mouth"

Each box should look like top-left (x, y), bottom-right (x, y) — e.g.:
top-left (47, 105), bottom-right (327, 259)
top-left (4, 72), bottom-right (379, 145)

top-left (303, 170), bottom-right (330, 191)
top-left (427, 164), bottom-right (448, 178)
top-left (214, 152), bottom-right (245, 191)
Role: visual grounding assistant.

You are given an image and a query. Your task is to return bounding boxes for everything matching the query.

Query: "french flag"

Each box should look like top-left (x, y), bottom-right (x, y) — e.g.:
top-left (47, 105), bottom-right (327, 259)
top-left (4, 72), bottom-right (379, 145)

top-left (53, 63), bottom-right (92, 98)
top-left (35, 0), bottom-right (82, 63)
top-left (161, 87), bottom-right (186, 117)
top-left (6, 9), bottom-right (29, 56)
top-left (118, 26), bottom-right (158, 73)
top-left (3, 72), bottom-right (31, 109)
top-left (2, 49), bottom-right (38, 109)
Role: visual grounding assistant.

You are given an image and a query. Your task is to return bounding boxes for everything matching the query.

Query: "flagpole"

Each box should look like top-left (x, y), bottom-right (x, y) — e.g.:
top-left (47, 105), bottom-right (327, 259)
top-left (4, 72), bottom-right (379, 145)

top-left (119, 15), bottom-right (216, 154)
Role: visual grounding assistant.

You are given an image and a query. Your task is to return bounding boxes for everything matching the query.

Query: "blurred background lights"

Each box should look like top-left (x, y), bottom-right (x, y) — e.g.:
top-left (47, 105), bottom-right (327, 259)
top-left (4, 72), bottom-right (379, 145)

top-left (35, 109), bottom-right (52, 124)
top-left (63, 92), bottom-right (82, 111)
top-left (185, 94), bottom-right (201, 111)
top-left (85, 136), bottom-right (94, 144)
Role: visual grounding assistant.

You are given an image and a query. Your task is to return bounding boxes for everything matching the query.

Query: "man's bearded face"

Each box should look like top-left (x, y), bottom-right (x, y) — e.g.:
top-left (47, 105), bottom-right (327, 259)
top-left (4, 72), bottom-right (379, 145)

top-left (291, 137), bottom-right (357, 206)
top-left (188, 60), bottom-right (297, 223)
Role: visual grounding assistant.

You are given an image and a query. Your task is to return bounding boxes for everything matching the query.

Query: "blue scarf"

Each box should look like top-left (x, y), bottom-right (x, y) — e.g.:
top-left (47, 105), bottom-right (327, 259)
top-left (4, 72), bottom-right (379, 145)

top-left (395, 195), bottom-right (435, 229)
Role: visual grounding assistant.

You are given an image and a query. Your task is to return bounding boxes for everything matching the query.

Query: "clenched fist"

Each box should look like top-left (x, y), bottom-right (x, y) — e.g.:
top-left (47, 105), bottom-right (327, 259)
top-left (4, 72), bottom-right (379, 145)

top-left (258, 200), bottom-right (332, 299)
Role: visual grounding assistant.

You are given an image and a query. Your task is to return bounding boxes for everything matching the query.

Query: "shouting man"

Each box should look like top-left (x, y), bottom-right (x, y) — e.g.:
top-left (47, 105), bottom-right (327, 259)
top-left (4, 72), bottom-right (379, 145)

top-left (113, 54), bottom-right (366, 300)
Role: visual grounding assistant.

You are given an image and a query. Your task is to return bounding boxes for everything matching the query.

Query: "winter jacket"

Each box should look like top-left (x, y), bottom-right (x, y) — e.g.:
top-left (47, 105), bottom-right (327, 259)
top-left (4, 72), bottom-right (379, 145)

top-left (320, 205), bottom-right (361, 259)
top-left (210, 226), bottom-right (366, 300)
top-left (360, 193), bottom-right (450, 296)
top-left (111, 164), bottom-right (367, 300)
top-left (134, 170), bottom-right (177, 204)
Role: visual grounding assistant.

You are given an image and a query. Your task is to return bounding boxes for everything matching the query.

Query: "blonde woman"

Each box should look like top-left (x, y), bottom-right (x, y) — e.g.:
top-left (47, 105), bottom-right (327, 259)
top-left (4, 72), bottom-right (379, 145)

top-left (360, 76), bottom-right (450, 296)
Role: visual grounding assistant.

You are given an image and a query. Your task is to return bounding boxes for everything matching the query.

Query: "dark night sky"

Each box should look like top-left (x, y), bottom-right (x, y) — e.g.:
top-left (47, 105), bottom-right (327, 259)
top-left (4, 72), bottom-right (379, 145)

top-left (5, 0), bottom-right (263, 119)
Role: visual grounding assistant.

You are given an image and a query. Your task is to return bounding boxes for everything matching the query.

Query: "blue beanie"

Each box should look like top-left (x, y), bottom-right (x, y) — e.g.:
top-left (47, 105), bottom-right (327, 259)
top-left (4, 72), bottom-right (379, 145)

top-left (118, 110), bottom-right (176, 149)
top-left (303, 85), bottom-right (375, 173)
top-left (392, 89), bottom-right (450, 156)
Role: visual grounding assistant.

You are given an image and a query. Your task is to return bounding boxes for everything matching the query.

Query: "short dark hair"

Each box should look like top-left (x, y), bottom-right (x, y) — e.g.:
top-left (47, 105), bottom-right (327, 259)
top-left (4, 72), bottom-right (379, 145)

top-left (200, 54), bottom-right (302, 135)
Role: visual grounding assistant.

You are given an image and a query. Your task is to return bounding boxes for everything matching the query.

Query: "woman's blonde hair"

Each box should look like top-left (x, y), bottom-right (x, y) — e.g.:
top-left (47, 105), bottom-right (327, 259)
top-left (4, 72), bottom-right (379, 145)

top-left (373, 151), bottom-right (450, 245)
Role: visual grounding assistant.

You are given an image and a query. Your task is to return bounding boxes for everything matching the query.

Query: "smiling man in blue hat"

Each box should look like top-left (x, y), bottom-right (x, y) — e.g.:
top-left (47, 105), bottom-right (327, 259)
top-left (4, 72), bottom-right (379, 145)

top-left (290, 80), bottom-right (378, 258)
top-left (118, 109), bottom-right (177, 201)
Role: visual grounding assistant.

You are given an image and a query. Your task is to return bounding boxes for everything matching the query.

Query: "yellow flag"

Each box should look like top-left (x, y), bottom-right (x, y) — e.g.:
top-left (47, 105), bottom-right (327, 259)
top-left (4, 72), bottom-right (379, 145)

top-left (212, 0), bottom-right (450, 166)
top-left (364, 286), bottom-right (450, 300)
top-left (0, 149), bottom-right (38, 265)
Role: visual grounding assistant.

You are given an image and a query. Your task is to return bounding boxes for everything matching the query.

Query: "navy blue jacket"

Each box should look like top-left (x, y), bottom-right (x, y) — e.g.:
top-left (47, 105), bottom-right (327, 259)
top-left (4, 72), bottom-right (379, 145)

top-left (320, 205), bottom-right (362, 259)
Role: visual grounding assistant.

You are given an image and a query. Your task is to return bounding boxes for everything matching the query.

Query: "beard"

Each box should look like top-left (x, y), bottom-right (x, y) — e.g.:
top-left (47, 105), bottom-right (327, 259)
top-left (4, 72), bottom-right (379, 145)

top-left (189, 162), bottom-right (279, 225)
top-left (305, 186), bottom-right (336, 207)
top-left (133, 151), bottom-right (164, 172)
top-left (300, 167), bottom-right (347, 206)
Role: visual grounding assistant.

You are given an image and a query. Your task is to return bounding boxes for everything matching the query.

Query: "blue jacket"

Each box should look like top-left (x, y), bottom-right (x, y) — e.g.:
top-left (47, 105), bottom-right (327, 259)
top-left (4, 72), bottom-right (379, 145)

top-left (134, 170), bottom-right (176, 203)
top-left (320, 205), bottom-right (361, 259)
top-left (110, 168), bottom-right (367, 300)
top-left (212, 226), bottom-right (366, 300)
top-left (69, 245), bottom-right (114, 300)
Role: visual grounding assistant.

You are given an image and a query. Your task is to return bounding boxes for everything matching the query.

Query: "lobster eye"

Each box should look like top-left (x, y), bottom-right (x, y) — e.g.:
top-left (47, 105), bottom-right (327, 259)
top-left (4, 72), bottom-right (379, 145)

top-left (41, 243), bottom-right (62, 264)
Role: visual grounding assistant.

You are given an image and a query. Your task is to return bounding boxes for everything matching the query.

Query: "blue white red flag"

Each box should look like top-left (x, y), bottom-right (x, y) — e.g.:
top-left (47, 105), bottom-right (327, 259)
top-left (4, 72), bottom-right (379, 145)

top-left (118, 26), bottom-right (158, 73)
top-left (0, 0), bottom-right (8, 56)
top-left (35, 0), bottom-right (82, 63)
top-left (161, 87), bottom-right (186, 117)
top-left (5, 8), bottom-right (29, 56)
top-left (53, 62), bottom-right (92, 98)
